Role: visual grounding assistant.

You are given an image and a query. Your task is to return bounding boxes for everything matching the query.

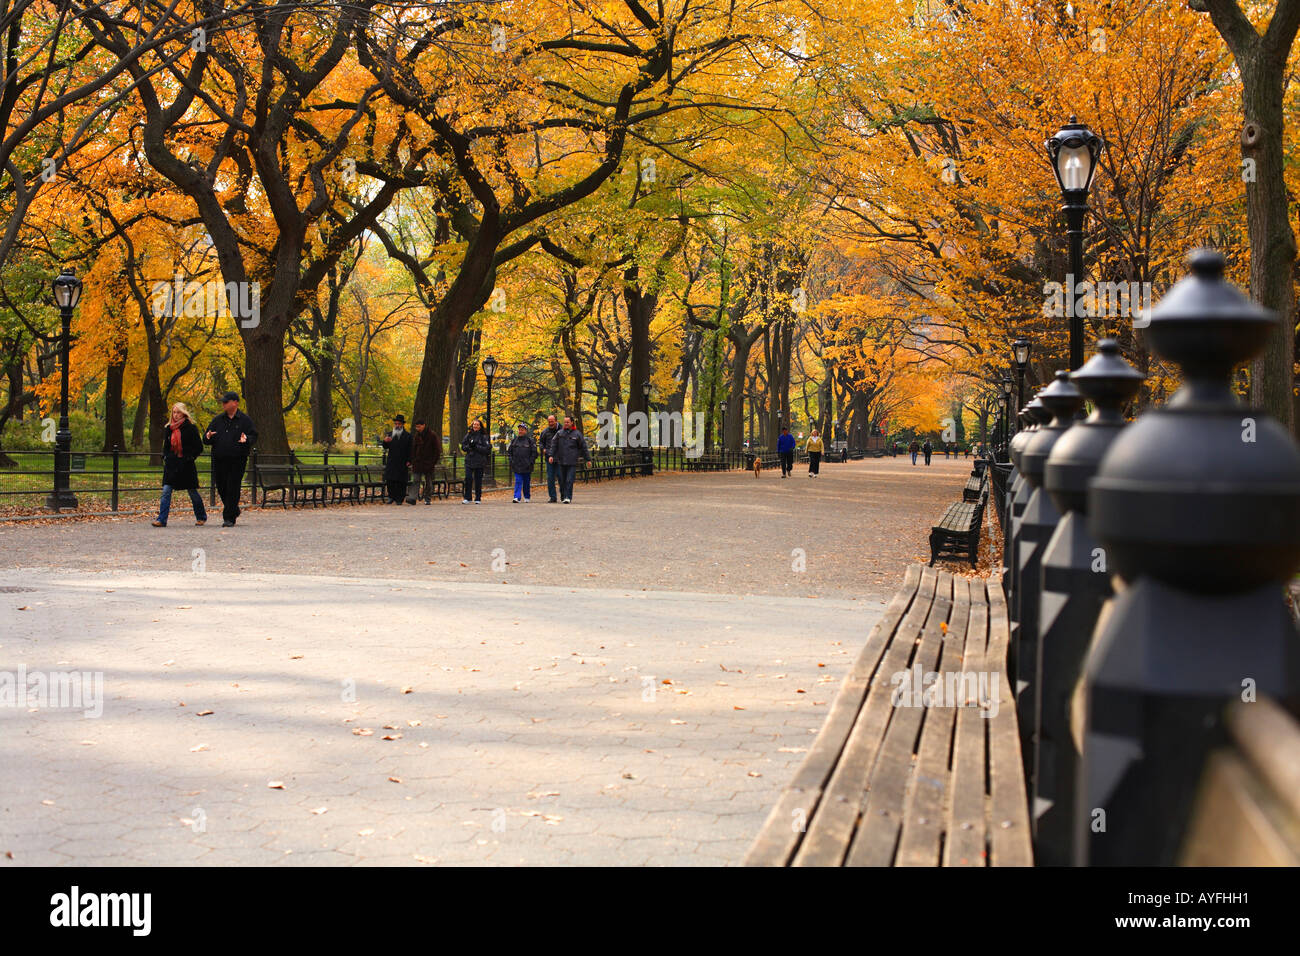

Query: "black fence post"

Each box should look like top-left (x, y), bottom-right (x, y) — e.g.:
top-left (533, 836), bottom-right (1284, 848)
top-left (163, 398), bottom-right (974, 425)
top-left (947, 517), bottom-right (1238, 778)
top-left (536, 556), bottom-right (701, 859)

top-left (111, 445), bottom-right (120, 513)
top-left (1077, 250), bottom-right (1300, 865)
top-left (1033, 340), bottom-right (1143, 865)
top-left (1007, 398), bottom-right (1048, 618)
top-left (1013, 372), bottom-right (1084, 784)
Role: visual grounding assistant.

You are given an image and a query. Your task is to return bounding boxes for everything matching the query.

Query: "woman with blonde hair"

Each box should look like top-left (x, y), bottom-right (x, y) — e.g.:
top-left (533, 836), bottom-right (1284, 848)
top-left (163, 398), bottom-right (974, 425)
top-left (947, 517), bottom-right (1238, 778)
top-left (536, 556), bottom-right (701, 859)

top-left (152, 402), bottom-right (207, 527)
top-left (805, 426), bottom-right (825, 477)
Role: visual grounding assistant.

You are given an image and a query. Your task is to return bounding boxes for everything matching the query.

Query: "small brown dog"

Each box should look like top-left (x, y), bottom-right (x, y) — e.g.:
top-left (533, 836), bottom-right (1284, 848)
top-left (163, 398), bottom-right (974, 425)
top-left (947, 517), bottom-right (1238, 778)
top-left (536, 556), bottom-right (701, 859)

top-left (752, 456), bottom-right (762, 478)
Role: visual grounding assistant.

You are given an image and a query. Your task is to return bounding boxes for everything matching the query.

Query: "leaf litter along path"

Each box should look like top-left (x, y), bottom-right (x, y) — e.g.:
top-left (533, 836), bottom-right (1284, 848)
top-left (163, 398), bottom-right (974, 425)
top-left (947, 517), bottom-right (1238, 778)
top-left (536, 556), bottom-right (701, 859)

top-left (0, 456), bottom-right (985, 866)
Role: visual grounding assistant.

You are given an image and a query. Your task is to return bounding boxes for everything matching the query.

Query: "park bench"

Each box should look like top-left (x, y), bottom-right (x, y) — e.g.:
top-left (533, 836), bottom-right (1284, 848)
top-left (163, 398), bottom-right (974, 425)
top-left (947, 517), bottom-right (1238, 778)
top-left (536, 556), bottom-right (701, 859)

top-left (683, 454), bottom-right (729, 471)
top-left (962, 470), bottom-right (988, 502)
top-left (745, 565), bottom-right (1031, 866)
top-left (432, 464), bottom-right (463, 500)
top-left (327, 464), bottom-right (367, 505)
top-left (929, 488), bottom-right (987, 568)
top-left (1179, 696), bottom-right (1300, 865)
top-left (253, 464), bottom-right (296, 508)
top-left (293, 464), bottom-right (330, 507)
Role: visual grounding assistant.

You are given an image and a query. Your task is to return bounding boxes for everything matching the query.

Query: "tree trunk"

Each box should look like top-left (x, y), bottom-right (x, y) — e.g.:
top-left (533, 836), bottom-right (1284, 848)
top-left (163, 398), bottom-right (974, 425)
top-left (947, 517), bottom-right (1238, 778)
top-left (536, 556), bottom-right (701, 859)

top-left (1241, 67), bottom-right (1297, 431)
top-left (310, 354), bottom-right (335, 446)
top-left (103, 358), bottom-right (125, 452)
top-left (243, 331), bottom-right (289, 458)
top-left (623, 279), bottom-right (654, 429)
top-left (448, 326), bottom-right (479, 441)
top-left (1203, 0), bottom-right (1300, 433)
top-left (726, 335), bottom-right (756, 450)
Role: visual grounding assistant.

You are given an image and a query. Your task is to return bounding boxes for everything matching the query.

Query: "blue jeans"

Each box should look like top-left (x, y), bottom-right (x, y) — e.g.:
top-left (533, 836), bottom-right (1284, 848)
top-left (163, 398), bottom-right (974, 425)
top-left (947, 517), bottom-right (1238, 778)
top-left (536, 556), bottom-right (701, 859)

top-left (557, 464), bottom-right (576, 501)
top-left (513, 472), bottom-right (531, 500)
top-left (158, 485), bottom-right (207, 525)
top-left (910, 452), bottom-right (918, 465)
top-left (546, 460), bottom-right (558, 500)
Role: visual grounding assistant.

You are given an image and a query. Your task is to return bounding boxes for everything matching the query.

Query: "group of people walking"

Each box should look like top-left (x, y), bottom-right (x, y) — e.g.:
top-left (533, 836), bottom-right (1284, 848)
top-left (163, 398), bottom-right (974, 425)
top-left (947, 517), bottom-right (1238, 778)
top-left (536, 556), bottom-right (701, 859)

top-left (775, 425), bottom-right (826, 478)
top-left (381, 412), bottom-right (592, 505)
top-left (907, 439), bottom-right (934, 466)
top-left (153, 391), bottom-right (256, 528)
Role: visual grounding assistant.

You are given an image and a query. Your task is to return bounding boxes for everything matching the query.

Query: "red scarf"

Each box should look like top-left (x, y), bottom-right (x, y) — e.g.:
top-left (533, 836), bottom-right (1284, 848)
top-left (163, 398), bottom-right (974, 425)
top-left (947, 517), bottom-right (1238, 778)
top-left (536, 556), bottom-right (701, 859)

top-left (170, 421), bottom-right (184, 455)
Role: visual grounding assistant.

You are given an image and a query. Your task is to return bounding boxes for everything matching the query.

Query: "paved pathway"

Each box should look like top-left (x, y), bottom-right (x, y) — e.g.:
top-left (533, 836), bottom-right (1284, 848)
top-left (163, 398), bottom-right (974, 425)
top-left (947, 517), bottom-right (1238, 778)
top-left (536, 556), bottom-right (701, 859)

top-left (0, 456), bottom-right (977, 866)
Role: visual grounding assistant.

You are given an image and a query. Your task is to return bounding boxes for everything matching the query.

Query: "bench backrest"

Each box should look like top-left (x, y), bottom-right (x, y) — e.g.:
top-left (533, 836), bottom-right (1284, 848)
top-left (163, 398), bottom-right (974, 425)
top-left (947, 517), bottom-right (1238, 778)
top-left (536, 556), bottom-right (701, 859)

top-left (1179, 697), bottom-right (1300, 865)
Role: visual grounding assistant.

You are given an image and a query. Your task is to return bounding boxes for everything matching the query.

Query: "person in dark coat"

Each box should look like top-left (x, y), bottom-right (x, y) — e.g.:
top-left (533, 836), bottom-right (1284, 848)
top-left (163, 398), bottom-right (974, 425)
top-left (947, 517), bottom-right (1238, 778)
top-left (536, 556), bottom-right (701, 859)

top-left (776, 426), bottom-right (796, 477)
top-left (908, 439), bottom-right (920, 465)
top-left (548, 415), bottom-right (590, 504)
top-left (538, 414), bottom-right (561, 502)
top-left (507, 423), bottom-right (537, 502)
top-left (203, 391), bottom-right (257, 527)
top-left (153, 402), bottom-right (207, 527)
top-left (922, 439), bottom-right (933, 466)
top-left (409, 420), bottom-right (438, 504)
top-left (461, 418), bottom-right (491, 503)
top-left (381, 414), bottom-right (412, 504)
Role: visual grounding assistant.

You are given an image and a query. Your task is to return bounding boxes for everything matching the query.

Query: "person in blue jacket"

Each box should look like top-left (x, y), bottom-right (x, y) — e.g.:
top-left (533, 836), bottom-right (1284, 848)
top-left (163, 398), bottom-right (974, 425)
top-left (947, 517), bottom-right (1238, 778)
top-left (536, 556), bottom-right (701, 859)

top-left (777, 426), bottom-right (796, 478)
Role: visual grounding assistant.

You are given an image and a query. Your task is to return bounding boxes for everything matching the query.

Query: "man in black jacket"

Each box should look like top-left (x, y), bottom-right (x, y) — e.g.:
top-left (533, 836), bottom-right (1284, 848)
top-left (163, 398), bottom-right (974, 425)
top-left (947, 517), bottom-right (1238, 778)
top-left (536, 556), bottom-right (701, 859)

top-left (203, 391), bottom-right (258, 527)
top-left (548, 416), bottom-right (590, 504)
top-left (538, 414), bottom-right (561, 502)
top-left (381, 414), bottom-right (412, 503)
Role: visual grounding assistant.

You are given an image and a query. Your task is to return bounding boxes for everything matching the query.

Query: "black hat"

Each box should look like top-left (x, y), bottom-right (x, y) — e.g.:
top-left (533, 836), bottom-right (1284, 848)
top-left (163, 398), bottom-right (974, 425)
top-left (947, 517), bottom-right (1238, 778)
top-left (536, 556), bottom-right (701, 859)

top-left (221, 391), bottom-right (239, 403)
top-left (394, 414), bottom-right (406, 424)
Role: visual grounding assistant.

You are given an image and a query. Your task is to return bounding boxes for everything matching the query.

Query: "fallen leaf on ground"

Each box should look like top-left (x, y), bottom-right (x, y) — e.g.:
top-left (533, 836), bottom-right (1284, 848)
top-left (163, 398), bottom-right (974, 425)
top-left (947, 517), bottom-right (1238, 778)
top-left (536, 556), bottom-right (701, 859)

top-left (352, 728), bottom-right (374, 736)
top-left (196, 709), bottom-right (214, 717)
top-left (189, 744), bottom-right (209, 753)
top-left (310, 807), bottom-right (328, 815)
top-left (267, 780), bottom-right (285, 789)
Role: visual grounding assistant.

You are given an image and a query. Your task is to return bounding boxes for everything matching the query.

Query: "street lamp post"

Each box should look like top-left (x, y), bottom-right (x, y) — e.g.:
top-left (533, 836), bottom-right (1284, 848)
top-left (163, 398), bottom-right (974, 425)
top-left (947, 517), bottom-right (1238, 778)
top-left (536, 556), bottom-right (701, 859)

top-left (641, 380), bottom-right (652, 473)
top-left (482, 355), bottom-right (497, 487)
top-left (47, 268), bottom-right (83, 511)
top-left (719, 400), bottom-right (728, 456)
top-left (1013, 338), bottom-right (1032, 429)
top-left (1045, 117), bottom-right (1103, 370)
top-left (1001, 377), bottom-right (1014, 451)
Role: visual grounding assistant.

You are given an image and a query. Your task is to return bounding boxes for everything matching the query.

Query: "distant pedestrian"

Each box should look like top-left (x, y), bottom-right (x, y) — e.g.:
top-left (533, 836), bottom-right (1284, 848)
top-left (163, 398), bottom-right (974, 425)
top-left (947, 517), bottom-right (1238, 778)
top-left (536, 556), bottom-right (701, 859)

top-left (805, 427), bottom-right (824, 477)
top-left (777, 426), bottom-right (796, 478)
top-left (203, 391), bottom-right (257, 527)
top-left (908, 439), bottom-right (920, 466)
top-left (923, 439), bottom-right (933, 466)
top-left (410, 419), bottom-right (437, 504)
top-left (152, 403), bottom-right (207, 527)
top-left (380, 414), bottom-right (412, 504)
top-left (461, 419), bottom-right (491, 503)
top-left (508, 423), bottom-right (537, 502)
top-left (548, 415), bottom-right (589, 504)
top-left (539, 414), bottom-right (561, 502)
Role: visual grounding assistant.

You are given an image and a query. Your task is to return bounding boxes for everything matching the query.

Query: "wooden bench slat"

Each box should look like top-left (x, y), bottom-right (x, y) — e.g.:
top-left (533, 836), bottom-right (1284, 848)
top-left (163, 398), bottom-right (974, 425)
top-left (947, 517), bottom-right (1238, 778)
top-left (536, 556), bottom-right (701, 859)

top-left (744, 564), bottom-right (922, 867)
top-left (896, 575), bottom-right (972, 866)
top-left (792, 565), bottom-right (940, 866)
top-left (746, 564), bottom-right (1032, 869)
top-left (986, 575), bottom-right (1034, 867)
top-left (845, 573), bottom-right (954, 866)
top-left (944, 576), bottom-right (990, 866)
